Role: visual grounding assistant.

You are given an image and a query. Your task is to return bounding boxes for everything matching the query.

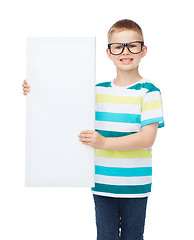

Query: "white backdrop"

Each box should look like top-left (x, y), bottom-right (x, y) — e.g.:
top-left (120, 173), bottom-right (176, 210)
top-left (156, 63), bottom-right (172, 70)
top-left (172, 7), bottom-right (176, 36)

top-left (0, 0), bottom-right (193, 239)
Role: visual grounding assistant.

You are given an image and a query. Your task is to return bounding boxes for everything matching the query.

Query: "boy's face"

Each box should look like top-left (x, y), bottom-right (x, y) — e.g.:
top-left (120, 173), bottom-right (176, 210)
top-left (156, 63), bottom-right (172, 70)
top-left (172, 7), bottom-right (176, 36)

top-left (106, 30), bottom-right (147, 71)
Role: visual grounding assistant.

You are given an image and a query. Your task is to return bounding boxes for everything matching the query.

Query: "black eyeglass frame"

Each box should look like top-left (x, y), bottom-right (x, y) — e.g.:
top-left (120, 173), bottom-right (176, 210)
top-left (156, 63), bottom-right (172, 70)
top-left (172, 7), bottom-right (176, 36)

top-left (108, 41), bottom-right (144, 55)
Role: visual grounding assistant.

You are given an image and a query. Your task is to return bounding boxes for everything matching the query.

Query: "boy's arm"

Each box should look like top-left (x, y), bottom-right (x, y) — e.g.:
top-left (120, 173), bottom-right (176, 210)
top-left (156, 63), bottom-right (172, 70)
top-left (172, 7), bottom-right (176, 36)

top-left (102, 122), bottom-right (159, 151)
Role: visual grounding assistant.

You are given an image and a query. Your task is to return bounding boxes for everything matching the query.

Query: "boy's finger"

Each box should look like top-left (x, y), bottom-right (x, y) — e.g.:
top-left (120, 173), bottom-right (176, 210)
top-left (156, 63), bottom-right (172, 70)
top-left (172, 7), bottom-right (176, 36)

top-left (23, 80), bottom-right (29, 85)
top-left (23, 84), bottom-right (30, 88)
top-left (81, 134), bottom-right (90, 138)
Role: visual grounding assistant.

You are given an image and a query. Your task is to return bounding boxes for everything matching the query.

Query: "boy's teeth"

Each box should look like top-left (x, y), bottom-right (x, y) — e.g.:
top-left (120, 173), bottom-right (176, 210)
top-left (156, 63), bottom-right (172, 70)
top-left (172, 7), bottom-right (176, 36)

top-left (121, 58), bottom-right (133, 60)
top-left (121, 58), bottom-right (133, 61)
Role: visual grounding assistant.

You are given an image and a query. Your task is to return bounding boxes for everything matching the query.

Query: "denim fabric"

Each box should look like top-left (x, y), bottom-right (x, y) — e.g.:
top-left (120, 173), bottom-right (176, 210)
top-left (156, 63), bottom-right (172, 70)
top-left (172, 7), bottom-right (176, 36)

top-left (93, 194), bottom-right (148, 240)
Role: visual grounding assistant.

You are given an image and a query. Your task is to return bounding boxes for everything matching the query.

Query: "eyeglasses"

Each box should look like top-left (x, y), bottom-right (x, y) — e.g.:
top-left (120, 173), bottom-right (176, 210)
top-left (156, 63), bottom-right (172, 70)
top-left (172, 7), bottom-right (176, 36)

top-left (108, 41), bottom-right (144, 55)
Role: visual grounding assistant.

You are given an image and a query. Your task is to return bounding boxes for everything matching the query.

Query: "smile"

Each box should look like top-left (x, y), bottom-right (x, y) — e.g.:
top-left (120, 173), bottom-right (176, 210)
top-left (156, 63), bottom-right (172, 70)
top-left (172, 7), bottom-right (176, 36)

top-left (120, 58), bottom-right (133, 64)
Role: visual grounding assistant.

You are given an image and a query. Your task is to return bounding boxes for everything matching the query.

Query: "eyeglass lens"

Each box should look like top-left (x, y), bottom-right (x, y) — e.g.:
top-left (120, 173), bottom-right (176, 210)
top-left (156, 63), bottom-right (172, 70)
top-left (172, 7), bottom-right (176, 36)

top-left (110, 42), bottom-right (142, 55)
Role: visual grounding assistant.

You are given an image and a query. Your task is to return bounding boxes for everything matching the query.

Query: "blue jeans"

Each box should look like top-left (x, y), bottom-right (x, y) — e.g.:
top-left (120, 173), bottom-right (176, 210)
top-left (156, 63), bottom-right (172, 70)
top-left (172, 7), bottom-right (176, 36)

top-left (92, 194), bottom-right (148, 240)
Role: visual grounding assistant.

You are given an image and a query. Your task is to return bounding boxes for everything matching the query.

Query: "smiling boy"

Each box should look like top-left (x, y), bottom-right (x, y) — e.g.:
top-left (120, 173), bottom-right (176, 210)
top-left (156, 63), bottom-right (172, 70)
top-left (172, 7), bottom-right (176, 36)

top-left (78, 19), bottom-right (164, 239)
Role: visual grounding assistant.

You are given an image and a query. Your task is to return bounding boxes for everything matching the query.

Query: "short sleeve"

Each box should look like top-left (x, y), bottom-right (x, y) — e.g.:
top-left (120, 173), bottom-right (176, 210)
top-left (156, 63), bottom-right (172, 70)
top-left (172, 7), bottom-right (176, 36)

top-left (141, 88), bottom-right (165, 128)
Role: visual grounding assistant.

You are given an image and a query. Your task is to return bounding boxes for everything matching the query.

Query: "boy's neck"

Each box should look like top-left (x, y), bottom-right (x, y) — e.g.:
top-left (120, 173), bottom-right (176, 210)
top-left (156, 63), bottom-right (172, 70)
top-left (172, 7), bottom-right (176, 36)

top-left (114, 68), bottom-right (143, 87)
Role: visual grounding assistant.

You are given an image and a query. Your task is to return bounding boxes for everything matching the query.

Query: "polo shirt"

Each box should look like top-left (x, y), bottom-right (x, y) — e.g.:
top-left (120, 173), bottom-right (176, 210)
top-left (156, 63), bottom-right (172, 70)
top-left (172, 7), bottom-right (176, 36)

top-left (91, 78), bottom-right (164, 198)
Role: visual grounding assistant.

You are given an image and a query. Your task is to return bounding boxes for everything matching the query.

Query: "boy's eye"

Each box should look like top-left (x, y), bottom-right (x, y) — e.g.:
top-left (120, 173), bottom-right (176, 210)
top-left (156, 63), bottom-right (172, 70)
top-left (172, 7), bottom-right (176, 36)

top-left (129, 44), bottom-right (137, 48)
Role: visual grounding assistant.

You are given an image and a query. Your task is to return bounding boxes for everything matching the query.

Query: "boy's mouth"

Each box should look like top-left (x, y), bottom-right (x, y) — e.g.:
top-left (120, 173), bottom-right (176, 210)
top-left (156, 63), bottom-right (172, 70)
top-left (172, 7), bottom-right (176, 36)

top-left (120, 58), bottom-right (133, 63)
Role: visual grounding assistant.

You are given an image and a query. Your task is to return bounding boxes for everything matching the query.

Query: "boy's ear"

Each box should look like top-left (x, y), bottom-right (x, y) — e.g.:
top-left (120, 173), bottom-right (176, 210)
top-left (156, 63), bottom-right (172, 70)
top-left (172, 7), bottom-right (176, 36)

top-left (106, 48), bottom-right (112, 60)
top-left (141, 45), bottom-right (147, 58)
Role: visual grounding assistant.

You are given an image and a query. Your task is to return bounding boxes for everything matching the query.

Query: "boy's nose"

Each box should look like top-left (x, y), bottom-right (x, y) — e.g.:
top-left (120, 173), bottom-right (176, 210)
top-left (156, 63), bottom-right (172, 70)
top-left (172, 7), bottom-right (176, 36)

top-left (123, 45), bottom-right (130, 54)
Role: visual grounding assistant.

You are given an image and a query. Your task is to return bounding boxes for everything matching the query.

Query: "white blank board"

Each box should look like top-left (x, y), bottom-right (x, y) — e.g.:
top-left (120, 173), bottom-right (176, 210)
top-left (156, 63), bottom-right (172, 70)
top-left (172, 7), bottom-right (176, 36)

top-left (25, 37), bottom-right (95, 187)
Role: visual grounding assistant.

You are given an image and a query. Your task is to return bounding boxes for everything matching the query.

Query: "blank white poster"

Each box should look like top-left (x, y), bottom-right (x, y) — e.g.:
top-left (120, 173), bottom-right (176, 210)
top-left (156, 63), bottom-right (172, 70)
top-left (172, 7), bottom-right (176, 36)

top-left (25, 37), bottom-right (96, 187)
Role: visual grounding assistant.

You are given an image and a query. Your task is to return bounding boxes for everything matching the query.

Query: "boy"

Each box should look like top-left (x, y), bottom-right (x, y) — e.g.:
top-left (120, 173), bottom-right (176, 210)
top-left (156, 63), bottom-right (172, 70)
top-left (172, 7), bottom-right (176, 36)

top-left (23, 19), bottom-right (164, 240)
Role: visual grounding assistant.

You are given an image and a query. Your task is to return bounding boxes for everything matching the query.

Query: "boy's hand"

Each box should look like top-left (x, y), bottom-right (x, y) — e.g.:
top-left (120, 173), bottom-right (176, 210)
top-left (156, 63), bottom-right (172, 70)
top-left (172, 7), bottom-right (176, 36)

top-left (22, 79), bottom-right (31, 95)
top-left (78, 130), bottom-right (106, 149)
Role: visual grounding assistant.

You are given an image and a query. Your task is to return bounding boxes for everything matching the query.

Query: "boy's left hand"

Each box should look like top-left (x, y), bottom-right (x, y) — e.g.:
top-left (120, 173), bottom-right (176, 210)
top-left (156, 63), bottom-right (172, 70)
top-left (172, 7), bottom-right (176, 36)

top-left (78, 130), bottom-right (106, 149)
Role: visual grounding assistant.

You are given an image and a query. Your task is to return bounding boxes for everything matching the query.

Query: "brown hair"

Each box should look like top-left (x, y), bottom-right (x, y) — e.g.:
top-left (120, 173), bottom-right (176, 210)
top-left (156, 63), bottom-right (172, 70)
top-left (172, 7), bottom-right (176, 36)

top-left (107, 19), bottom-right (144, 43)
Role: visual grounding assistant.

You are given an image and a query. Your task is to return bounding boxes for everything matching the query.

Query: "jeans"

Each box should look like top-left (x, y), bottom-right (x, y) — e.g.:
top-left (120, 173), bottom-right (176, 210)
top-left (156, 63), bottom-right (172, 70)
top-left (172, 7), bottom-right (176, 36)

top-left (92, 194), bottom-right (148, 240)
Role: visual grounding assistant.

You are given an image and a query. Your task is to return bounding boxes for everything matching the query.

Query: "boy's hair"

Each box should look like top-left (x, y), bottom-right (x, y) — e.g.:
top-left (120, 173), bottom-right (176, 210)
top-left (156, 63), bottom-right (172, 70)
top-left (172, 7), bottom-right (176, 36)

top-left (107, 19), bottom-right (144, 43)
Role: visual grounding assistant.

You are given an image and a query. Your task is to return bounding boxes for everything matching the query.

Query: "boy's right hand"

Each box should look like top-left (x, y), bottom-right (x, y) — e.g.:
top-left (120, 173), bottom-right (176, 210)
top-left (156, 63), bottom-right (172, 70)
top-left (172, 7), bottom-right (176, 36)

top-left (22, 80), bottom-right (31, 95)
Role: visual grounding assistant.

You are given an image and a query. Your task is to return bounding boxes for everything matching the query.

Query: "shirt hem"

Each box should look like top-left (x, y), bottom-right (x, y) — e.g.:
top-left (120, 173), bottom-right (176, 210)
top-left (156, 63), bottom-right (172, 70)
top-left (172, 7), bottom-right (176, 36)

top-left (91, 190), bottom-right (151, 198)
